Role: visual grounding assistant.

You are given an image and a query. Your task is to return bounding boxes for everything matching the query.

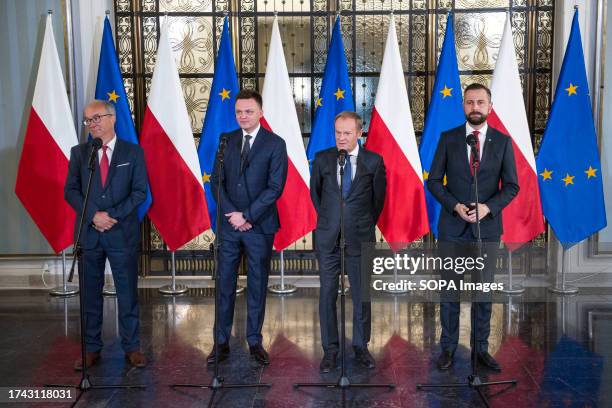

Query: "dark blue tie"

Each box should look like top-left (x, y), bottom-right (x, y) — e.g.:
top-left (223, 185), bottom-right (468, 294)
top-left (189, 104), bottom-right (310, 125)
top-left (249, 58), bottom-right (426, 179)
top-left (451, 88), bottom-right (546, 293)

top-left (342, 155), bottom-right (352, 199)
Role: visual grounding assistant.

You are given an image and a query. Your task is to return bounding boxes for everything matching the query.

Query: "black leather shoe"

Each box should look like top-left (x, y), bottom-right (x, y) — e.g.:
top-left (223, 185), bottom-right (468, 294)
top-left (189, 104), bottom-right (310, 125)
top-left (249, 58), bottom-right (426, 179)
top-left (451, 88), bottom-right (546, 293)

top-left (206, 343), bottom-right (230, 365)
top-left (474, 351), bottom-right (501, 372)
top-left (249, 344), bottom-right (270, 365)
top-left (354, 347), bottom-right (376, 369)
top-left (437, 350), bottom-right (454, 371)
top-left (319, 352), bottom-right (338, 373)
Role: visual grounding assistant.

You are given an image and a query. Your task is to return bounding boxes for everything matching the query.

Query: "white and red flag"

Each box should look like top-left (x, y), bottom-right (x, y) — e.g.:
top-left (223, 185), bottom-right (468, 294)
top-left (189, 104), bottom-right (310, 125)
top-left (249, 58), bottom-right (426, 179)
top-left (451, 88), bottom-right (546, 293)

top-left (261, 18), bottom-right (316, 250)
top-left (489, 16), bottom-right (545, 249)
top-left (15, 14), bottom-right (77, 253)
top-left (365, 16), bottom-right (429, 245)
top-left (140, 20), bottom-right (210, 251)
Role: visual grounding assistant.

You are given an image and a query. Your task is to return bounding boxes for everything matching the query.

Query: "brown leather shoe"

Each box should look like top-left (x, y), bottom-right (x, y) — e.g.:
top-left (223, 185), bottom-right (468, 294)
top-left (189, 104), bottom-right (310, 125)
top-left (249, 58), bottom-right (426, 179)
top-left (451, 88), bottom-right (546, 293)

top-left (74, 352), bottom-right (100, 371)
top-left (125, 351), bottom-right (147, 368)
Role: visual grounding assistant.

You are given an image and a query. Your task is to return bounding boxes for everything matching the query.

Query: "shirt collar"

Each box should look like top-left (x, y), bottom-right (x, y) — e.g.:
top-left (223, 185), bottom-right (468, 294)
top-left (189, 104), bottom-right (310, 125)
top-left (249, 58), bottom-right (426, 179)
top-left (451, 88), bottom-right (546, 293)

top-left (466, 122), bottom-right (488, 137)
top-left (103, 135), bottom-right (117, 151)
top-left (242, 124), bottom-right (260, 139)
top-left (348, 143), bottom-right (360, 157)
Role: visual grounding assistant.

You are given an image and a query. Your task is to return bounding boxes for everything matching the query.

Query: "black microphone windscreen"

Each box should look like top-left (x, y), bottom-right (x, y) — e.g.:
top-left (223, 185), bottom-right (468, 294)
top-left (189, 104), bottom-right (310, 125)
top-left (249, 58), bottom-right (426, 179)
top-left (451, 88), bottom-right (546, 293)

top-left (337, 149), bottom-right (348, 166)
top-left (466, 134), bottom-right (478, 147)
top-left (92, 138), bottom-right (103, 149)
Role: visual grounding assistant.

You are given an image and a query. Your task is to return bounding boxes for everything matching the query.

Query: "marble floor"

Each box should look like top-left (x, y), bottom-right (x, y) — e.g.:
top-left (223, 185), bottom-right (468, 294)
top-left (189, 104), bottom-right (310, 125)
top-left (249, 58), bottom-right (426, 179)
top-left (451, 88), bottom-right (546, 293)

top-left (0, 287), bottom-right (610, 407)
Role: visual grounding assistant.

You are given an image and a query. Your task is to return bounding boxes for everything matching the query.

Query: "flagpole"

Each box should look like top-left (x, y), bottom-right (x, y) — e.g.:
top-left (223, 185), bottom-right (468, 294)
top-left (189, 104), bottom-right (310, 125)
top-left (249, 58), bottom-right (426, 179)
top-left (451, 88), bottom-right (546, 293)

top-left (500, 249), bottom-right (525, 295)
top-left (49, 250), bottom-right (79, 296)
top-left (548, 247), bottom-right (578, 295)
top-left (159, 251), bottom-right (188, 295)
top-left (268, 250), bottom-right (297, 294)
top-left (384, 259), bottom-right (408, 294)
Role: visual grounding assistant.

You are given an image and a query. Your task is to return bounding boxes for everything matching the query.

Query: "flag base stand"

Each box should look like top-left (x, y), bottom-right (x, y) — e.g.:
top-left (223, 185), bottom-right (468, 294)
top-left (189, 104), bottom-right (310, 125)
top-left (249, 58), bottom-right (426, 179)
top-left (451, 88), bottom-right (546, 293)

top-left (102, 284), bottom-right (117, 296)
top-left (548, 248), bottom-right (578, 295)
top-left (50, 251), bottom-right (79, 297)
top-left (159, 252), bottom-right (189, 295)
top-left (268, 251), bottom-right (297, 294)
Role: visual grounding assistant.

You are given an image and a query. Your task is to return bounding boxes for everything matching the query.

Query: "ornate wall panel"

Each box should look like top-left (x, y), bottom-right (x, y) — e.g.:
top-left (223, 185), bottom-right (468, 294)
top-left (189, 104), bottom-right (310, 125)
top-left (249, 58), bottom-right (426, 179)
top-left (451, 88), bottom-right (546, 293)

top-left (115, 0), bottom-right (554, 275)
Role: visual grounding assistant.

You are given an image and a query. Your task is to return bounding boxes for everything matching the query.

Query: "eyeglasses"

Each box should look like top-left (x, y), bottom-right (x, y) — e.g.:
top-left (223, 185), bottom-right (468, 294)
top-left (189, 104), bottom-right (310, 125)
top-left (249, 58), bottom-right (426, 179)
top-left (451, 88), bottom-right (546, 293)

top-left (83, 114), bottom-right (113, 126)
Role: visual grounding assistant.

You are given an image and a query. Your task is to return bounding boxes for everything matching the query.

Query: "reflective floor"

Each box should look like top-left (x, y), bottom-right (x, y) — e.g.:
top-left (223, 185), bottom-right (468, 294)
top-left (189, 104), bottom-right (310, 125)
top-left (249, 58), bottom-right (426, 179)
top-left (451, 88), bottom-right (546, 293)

top-left (0, 287), bottom-right (610, 407)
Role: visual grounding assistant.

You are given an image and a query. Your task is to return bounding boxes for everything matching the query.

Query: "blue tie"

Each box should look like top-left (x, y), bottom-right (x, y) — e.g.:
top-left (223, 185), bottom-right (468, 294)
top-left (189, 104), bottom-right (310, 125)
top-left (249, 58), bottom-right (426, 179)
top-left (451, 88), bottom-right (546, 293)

top-left (342, 155), bottom-right (352, 199)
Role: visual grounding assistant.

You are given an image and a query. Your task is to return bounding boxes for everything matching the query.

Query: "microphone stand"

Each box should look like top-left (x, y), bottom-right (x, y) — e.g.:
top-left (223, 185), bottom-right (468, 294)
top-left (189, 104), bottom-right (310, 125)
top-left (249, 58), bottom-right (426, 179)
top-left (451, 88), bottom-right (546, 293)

top-left (171, 135), bottom-right (271, 407)
top-left (294, 150), bottom-right (395, 406)
top-left (417, 135), bottom-right (516, 407)
top-left (45, 139), bottom-right (145, 407)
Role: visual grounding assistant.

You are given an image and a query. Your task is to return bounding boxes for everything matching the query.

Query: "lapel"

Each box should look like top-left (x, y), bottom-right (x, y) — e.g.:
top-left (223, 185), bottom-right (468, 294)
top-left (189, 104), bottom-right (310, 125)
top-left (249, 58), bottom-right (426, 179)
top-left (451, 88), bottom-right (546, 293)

top-left (346, 148), bottom-right (366, 197)
top-left (456, 128), bottom-right (473, 177)
top-left (102, 139), bottom-right (124, 191)
top-left (230, 129), bottom-right (243, 178)
top-left (327, 150), bottom-right (341, 195)
top-left (480, 126), bottom-right (494, 166)
top-left (246, 126), bottom-right (266, 165)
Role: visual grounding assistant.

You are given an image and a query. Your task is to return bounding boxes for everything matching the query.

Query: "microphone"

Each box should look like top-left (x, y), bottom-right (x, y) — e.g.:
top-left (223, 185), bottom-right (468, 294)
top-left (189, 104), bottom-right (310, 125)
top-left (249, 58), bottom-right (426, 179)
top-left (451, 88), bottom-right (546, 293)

top-left (466, 133), bottom-right (480, 164)
top-left (337, 149), bottom-right (348, 166)
top-left (91, 137), bottom-right (103, 150)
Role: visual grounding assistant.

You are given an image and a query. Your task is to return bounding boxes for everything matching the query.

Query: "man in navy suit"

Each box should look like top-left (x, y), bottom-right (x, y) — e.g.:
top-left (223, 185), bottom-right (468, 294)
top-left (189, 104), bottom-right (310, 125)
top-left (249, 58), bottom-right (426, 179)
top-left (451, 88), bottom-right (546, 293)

top-left (65, 100), bottom-right (148, 370)
top-left (427, 83), bottom-right (519, 372)
top-left (310, 111), bottom-right (386, 372)
top-left (208, 89), bottom-right (288, 366)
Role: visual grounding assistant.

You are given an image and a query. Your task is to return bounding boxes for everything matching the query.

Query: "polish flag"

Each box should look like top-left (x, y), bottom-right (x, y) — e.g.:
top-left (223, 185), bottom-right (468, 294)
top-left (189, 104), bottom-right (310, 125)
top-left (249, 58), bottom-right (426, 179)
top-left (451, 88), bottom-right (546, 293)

top-left (489, 16), bottom-right (545, 249)
top-left (365, 16), bottom-right (429, 245)
top-left (140, 20), bottom-right (210, 251)
top-left (15, 15), bottom-right (77, 253)
top-left (261, 18), bottom-right (316, 250)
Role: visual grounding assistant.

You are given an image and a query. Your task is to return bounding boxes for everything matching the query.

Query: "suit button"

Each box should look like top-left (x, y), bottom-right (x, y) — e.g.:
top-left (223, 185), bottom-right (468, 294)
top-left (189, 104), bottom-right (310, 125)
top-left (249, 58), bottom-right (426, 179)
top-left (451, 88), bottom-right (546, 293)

top-left (238, 184), bottom-right (242, 187)
top-left (101, 195), bottom-right (106, 198)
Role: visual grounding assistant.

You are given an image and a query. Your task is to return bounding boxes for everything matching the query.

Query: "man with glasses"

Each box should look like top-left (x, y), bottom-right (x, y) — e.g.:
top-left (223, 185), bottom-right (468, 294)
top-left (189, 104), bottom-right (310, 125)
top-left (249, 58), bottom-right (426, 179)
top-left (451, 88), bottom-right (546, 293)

top-left (65, 100), bottom-right (148, 370)
top-left (208, 89), bottom-right (288, 366)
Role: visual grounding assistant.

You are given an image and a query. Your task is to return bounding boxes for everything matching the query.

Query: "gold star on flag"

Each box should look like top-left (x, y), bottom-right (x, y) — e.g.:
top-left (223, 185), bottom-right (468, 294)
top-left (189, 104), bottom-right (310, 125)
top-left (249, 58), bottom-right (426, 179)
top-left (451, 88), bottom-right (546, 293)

top-left (565, 83), bottom-right (578, 96)
top-left (107, 90), bottom-right (119, 103)
top-left (540, 168), bottom-right (553, 181)
top-left (443, 175), bottom-right (447, 186)
top-left (423, 170), bottom-right (429, 180)
top-left (219, 88), bottom-right (231, 101)
top-left (562, 174), bottom-right (575, 186)
top-left (333, 88), bottom-right (345, 100)
top-left (585, 166), bottom-right (597, 178)
top-left (440, 85), bottom-right (453, 98)
top-left (202, 172), bottom-right (211, 183)
top-left (316, 97), bottom-right (323, 108)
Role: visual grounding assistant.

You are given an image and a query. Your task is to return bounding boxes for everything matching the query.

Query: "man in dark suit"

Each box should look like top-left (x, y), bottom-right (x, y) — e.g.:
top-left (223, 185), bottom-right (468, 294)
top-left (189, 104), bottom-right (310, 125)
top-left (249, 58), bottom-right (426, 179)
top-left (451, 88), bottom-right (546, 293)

top-left (427, 83), bottom-right (519, 372)
top-left (311, 111), bottom-right (386, 373)
top-left (65, 100), bottom-right (148, 370)
top-left (208, 89), bottom-right (288, 366)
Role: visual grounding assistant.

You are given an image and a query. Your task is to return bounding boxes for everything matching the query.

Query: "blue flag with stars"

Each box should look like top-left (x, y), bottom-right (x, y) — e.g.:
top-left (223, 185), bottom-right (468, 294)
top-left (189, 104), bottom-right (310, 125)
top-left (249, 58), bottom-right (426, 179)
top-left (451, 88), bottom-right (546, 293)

top-left (197, 17), bottom-right (239, 231)
top-left (95, 16), bottom-right (152, 221)
top-left (306, 16), bottom-right (354, 162)
top-left (419, 13), bottom-right (464, 238)
top-left (536, 9), bottom-right (606, 248)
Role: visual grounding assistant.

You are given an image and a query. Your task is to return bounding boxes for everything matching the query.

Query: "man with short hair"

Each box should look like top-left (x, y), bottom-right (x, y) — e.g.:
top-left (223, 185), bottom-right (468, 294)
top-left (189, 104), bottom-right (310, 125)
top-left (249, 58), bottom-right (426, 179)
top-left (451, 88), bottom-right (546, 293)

top-left (65, 100), bottom-right (148, 370)
top-left (427, 83), bottom-right (519, 372)
top-left (310, 111), bottom-right (386, 372)
top-left (208, 89), bottom-right (288, 366)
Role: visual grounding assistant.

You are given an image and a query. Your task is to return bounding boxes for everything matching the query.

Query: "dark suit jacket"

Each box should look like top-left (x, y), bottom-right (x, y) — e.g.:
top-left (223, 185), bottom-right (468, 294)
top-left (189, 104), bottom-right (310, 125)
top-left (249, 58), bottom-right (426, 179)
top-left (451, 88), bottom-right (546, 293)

top-left (427, 124), bottom-right (519, 240)
top-left (310, 147), bottom-right (386, 257)
top-left (211, 126), bottom-right (288, 235)
top-left (65, 138), bottom-right (148, 250)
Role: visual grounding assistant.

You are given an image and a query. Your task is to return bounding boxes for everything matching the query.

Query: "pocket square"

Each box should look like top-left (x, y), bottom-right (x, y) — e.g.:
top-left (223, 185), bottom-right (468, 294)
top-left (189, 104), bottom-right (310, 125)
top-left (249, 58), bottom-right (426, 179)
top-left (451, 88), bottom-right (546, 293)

top-left (117, 162), bottom-right (130, 167)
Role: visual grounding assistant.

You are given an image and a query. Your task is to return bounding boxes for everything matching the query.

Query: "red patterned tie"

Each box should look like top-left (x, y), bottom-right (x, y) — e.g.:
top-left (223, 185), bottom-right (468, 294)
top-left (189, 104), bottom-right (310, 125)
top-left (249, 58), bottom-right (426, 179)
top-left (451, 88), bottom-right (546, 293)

top-left (470, 130), bottom-right (480, 176)
top-left (100, 145), bottom-right (109, 186)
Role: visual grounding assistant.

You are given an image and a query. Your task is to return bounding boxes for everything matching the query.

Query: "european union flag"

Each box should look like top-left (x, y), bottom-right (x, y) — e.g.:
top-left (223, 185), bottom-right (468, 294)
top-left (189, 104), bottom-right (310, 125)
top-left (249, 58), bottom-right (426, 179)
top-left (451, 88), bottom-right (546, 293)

top-left (536, 9), bottom-right (606, 248)
top-left (306, 16), bottom-right (354, 162)
top-left (95, 16), bottom-right (152, 221)
top-left (197, 17), bottom-right (239, 231)
top-left (419, 13), bottom-right (464, 238)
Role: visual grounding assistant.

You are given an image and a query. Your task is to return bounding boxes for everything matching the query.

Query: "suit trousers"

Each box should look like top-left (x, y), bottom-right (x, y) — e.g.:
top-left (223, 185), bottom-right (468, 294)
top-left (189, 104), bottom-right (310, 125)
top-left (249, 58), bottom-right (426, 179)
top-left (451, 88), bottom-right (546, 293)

top-left (82, 233), bottom-right (140, 353)
top-left (215, 229), bottom-right (274, 346)
top-left (439, 228), bottom-right (496, 354)
top-left (318, 249), bottom-right (371, 353)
